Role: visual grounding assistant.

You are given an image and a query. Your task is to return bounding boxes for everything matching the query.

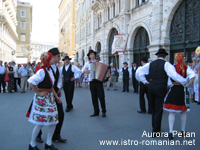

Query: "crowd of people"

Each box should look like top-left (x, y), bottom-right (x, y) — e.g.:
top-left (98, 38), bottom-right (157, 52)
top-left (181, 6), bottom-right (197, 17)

top-left (1, 47), bottom-right (199, 150)
top-left (0, 60), bottom-right (37, 94)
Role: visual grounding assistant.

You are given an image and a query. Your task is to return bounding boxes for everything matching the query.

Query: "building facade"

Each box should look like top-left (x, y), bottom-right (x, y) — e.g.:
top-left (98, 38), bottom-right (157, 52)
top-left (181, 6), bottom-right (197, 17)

top-left (74, 0), bottom-right (200, 82)
top-left (59, 0), bottom-right (75, 61)
top-left (16, 1), bottom-right (32, 64)
top-left (30, 41), bottom-right (54, 63)
top-left (0, 0), bottom-right (18, 63)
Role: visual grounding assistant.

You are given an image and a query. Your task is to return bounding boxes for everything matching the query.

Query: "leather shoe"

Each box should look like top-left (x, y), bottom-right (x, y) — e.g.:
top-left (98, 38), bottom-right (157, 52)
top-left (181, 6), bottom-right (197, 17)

top-left (29, 144), bottom-right (40, 150)
top-left (52, 137), bottom-right (67, 143)
top-left (102, 113), bottom-right (106, 118)
top-left (36, 137), bottom-right (43, 143)
top-left (90, 113), bottom-right (99, 117)
top-left (65, 108), bottom-right (71, 112)
top-left (137, 110), bottom-right (146, 114)
top-left (45, 143), bottom-right (58, 150)
top-left (181, 131), bottom-right (187, 137)
top-left (168, 133), bottom-right (174, 140)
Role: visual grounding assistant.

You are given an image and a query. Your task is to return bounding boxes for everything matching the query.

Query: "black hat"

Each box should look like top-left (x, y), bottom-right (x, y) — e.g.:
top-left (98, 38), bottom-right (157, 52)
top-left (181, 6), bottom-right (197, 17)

top-left (87, 49), bottom-right (97, 57)
top-left (123, 62), bottom-right (128, 65)
top-left (48, 48), bottom-right (61, 56)
top-left (155, 48), bottom-right (168, 55)
top-left (141, 57), bottom-right (148, 63)
top-left (62, 56), bottom-right (71, 61)
top-left (132, 61), bottom-right (137, 64)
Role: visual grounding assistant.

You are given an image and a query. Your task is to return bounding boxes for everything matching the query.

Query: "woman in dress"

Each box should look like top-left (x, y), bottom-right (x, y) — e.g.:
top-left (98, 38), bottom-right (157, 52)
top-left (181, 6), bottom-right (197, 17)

top-left (7, 62), bottom-right (15, 93)
top-left (28, 52), bottom-right (61, 150)
top-left (163, 53), bottom-right (196, 140)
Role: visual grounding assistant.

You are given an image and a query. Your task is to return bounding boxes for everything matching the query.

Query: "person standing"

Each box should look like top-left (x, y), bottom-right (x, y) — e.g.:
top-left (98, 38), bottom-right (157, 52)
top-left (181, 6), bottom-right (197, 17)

top-left (82, 49), bottom-right (110, 117)
top-left (26, 62), bottom-right (31, 90)
top-left (28, 52), bottom-right (61, 150)
top-left (7, 62), bottom-right (15, 93)
top-left (60, 56), bottom-right (82, 112)
top-left (135, 57), bottom-right (152, 114)
top-left (107, 63), bottom-right (117, 91)
top-left (0, 60), bottom-right (6, 93)
top-left (163, 53), bottom-right (196, 140)
top-left (12, 61), bottom-right (19, 92)
top-left (117, 62), bottom-right (132, 92)
top-left (18, 64), bottom-right (28, 93)
top-left (139, 49), bottom-right (188, 137)
top-left (131, 62), bottom-right (138, 93)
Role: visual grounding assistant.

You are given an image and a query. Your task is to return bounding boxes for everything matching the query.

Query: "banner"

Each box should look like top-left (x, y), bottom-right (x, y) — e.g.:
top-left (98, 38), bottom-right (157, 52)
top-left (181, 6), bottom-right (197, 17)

top-left (112, 34), bottom-right (129, 55)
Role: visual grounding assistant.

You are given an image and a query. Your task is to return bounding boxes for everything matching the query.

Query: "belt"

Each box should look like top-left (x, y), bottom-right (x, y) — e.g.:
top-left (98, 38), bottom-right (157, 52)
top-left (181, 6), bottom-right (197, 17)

top-left (37, 88), bottom-right (53, 93)
top-left (172, 82), bottom-right (181, 85)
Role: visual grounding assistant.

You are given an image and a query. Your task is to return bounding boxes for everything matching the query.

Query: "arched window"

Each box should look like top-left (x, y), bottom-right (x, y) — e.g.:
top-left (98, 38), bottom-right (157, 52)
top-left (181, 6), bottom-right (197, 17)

top-left (170, 0), bottom-right (200, 63)
top-left (96, 42), bottom-right (101, 60)
top-left (133, 27), bottom-right (149, 65)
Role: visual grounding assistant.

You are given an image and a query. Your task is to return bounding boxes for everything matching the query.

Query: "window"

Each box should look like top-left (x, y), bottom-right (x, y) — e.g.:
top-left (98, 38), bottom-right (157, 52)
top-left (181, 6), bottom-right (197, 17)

top-left (21, 10), bottom-right (26, 17)
top-left (21, 34), bottom-right (26, 41)
top-left (21, 47), bottom-right (25, 52)
top-left (136, 0), bottom-right (139, 7)
top-left (119, 0), bottom-right (121, 12)
top-left (108, 7), bottom-right (110, 20)
top-left (113, 3), bottom-right (115, 17)
top-left (21, 21), bottom-right (25, 29)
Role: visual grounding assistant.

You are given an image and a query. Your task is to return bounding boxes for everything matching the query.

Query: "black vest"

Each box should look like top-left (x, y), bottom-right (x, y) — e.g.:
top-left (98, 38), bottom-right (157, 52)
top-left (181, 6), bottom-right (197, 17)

top-left (50, 66), bottom-right (59, 93)
top-left (123, 67), bottom-right (129, 78)
top-left (148, 59), bottom-right (168, 85)
top-left (132, 66), bottom-right (137, 78)
top-left (37, 69), bottom-right (53, 89)
top-left (63, 64), bottom-right (74, 82)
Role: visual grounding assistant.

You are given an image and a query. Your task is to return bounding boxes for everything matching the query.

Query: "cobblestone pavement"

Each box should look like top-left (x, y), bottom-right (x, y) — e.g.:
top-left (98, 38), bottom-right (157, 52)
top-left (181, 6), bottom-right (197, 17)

top-left (0, 84), bottom-right (199, 150)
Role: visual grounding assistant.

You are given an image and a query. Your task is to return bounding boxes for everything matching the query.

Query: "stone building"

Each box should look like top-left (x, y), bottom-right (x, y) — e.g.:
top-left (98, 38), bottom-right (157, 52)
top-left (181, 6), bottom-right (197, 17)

top-left (16, 1), bottom-right (32, 64)
top-left (75, 0), bottom-right (200, 82)
top-left (59, 0), bottom-right (75, 61)
top-left (0, 0), bottom-right (18, 63)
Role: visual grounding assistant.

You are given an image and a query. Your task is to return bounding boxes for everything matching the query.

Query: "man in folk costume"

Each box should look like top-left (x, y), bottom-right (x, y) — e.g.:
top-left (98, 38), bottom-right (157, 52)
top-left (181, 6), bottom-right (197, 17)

top-left (163, 53), bottom-right (196, 140)
top-left (135, 57), bottom-right (152, 114)
top-left (60, 56), bottom-right (82, 112)
top-left (131, 62), bottom-right (138, 93)
top-left (117, 62), bottom-right (132, 92)
top-left (139, 49), bottom-right (188, 137)
top-left (28, 52), bottom-right (61, 150)
top-left (82, 49), bottom-right (110, 117)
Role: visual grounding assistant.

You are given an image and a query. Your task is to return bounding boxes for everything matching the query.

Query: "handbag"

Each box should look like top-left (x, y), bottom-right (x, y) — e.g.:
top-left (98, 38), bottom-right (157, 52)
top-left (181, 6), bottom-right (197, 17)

top-left (4, 75), bottom-right (9, 82)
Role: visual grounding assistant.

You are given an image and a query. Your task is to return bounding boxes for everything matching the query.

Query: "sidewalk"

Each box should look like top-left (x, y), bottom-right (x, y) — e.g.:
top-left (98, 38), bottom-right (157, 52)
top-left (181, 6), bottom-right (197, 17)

top-left (0, 84), bottom-right (199, 150)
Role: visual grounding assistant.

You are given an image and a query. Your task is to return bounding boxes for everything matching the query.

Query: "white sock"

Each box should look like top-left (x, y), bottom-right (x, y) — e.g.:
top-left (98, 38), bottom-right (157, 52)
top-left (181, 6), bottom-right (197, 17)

top-left (168, 112), bottom-right (176, 133)
top-left (30, 125), bottom-right (43, 147)
top-left (46, 125), bottom-right (56, 146)
top-left (180, 111), bottom-right (187, 131)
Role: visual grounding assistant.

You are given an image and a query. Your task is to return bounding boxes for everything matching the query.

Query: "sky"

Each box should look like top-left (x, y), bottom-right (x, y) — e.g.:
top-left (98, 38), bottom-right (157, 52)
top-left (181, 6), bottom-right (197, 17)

top-left (19, 0), bottom-right (61, 46)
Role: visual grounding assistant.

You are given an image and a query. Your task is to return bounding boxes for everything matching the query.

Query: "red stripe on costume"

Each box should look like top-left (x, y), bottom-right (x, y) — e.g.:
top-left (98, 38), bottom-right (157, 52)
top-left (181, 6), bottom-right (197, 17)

top-left (164, 104), bottom-right (187, 111)
top-left (26, 112), bottom-right (30, 117)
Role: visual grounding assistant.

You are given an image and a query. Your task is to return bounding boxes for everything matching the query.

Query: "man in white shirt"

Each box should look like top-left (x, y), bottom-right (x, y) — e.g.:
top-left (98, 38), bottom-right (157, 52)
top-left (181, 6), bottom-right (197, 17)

top-left (0, 60), bottom-right (6, 93)
top-left (18, 64), bottom-right (28, 93)
top-left (135, 57), bottom-right (151, 114)
top-left (60, 56), bottom-right (82, 113)
top-left (11, 61), bottom-right (19, 92)
top-left (117, 62), bottom-right (132, 92)
top-left (82, 49), bottom-right (110, 117)
top-left (139, 49), bottom-right (188, 137)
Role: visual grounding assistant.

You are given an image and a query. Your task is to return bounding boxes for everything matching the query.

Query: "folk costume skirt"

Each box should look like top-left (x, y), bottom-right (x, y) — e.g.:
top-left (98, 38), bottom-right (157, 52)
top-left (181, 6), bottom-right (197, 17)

top-left (163, 84), bottom-right (189, 113)
top-left (28, 92), bottom-right (58, 126)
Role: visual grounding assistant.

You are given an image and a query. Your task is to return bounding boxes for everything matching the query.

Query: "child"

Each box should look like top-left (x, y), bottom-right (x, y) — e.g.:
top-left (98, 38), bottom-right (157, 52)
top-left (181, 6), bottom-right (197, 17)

top-left (83, 72), bottom-right (89, 88)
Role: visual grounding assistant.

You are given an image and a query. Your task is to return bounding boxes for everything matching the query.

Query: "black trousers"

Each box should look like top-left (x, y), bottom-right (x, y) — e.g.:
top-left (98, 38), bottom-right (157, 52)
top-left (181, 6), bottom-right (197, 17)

top-left (14, 78), bottom-right (20, 92)
top-left (37, 97), bottom-right (65, 139)
top-left (132, 76), bottom-right (138, 92)
top-left (90, 80), bottom-right (106, 114)
top-left (148, 84), bottom-right (167, 132)
top-left (139, 82), bottom-right (151, 112)
top-left (63, 81), bottom-right (75, 109)
top-left (123, 76), bottom-right (129, 92)
top-left (0, 74), bottom-right (6, 92)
